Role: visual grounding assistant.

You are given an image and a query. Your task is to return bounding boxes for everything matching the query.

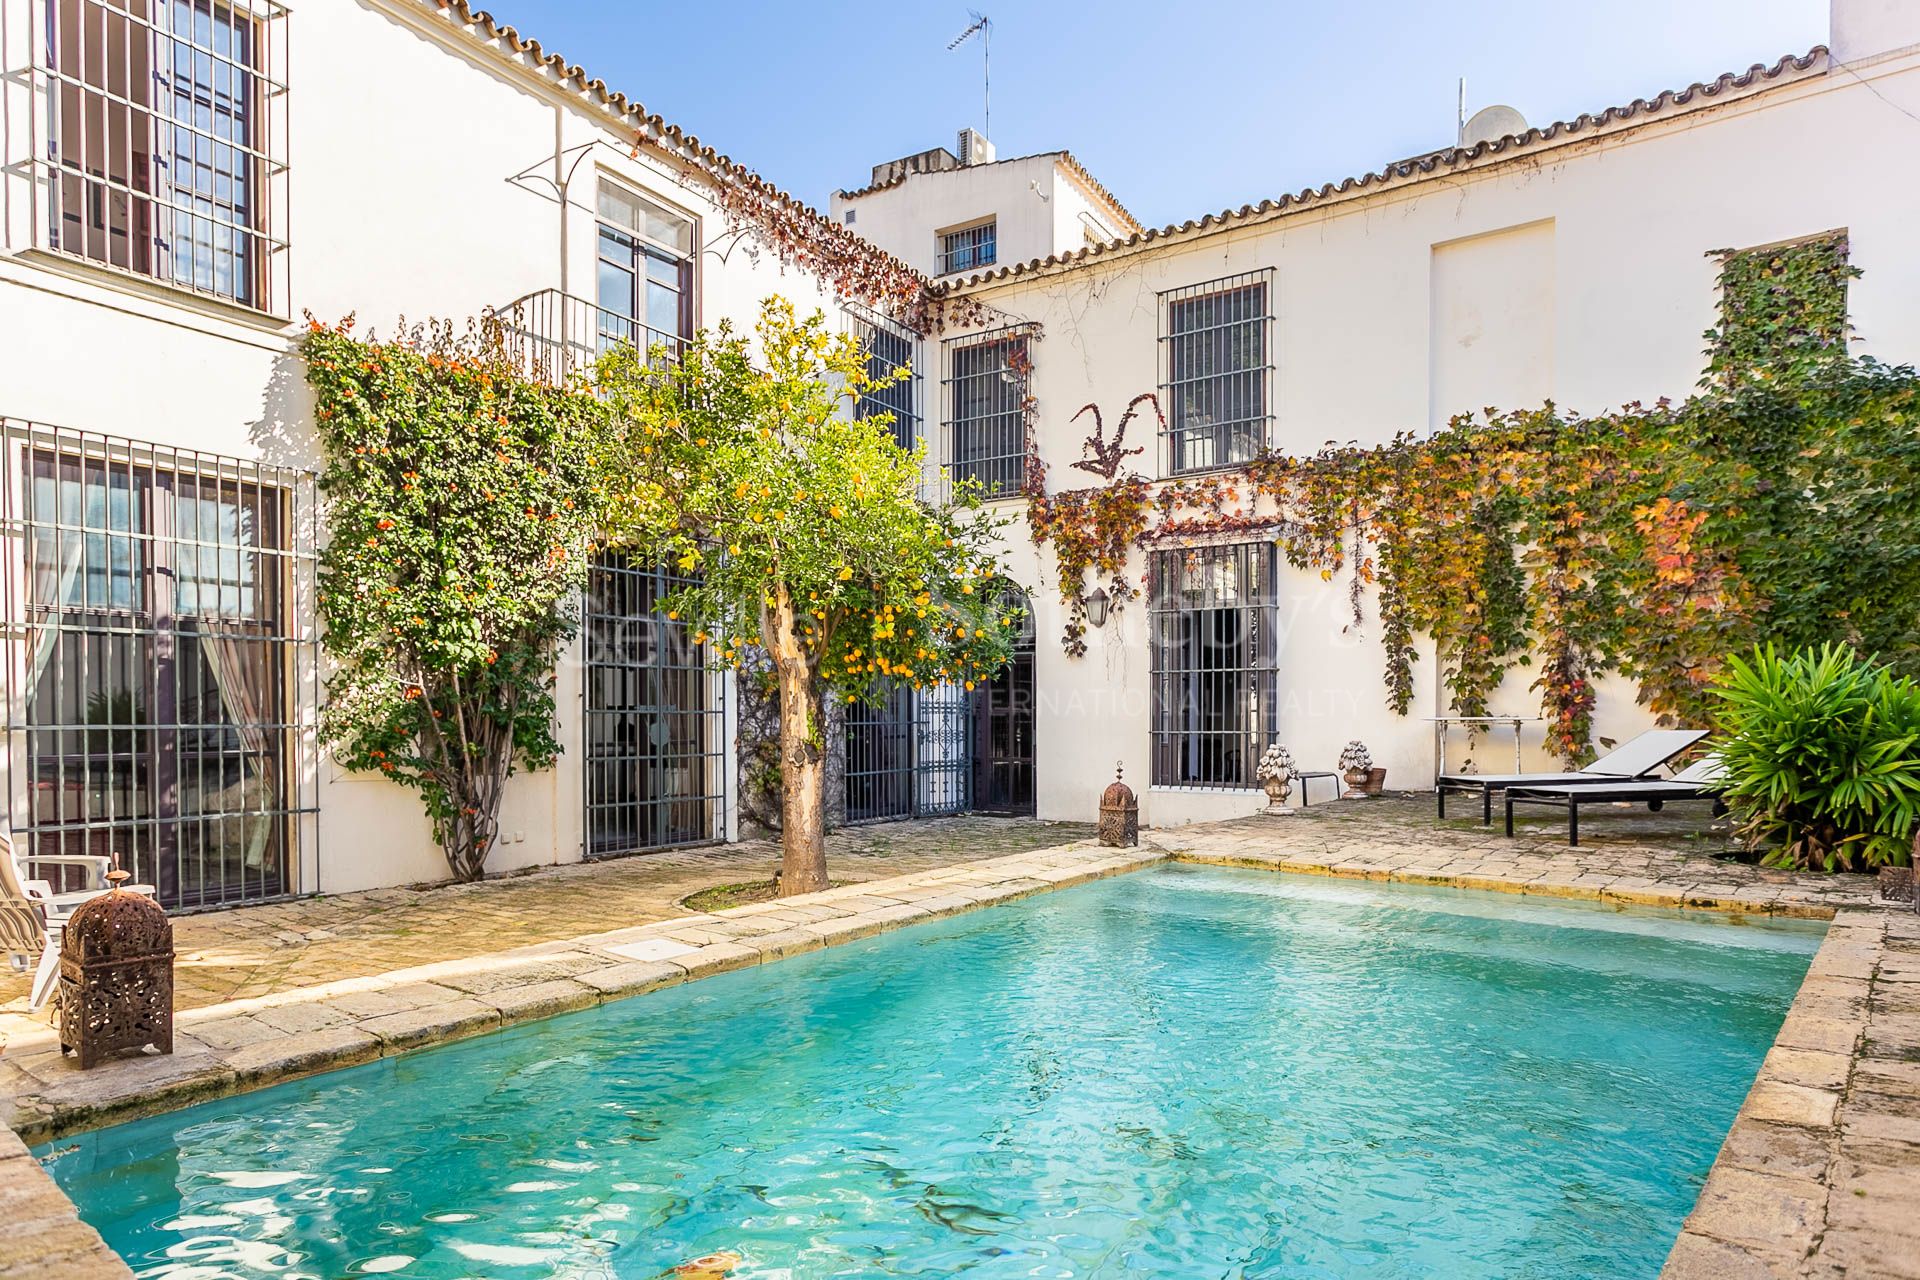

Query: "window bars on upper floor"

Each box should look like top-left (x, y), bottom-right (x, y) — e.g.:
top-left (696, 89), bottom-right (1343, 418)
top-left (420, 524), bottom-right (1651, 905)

top-left (25, 0), bottom-right (292, 313)
top-left (0, 418), bottom-right (319, 910)
top-left (1158, 270), bottom-right (1275, 476)
top-left (1148, 542), bottom-right (1281, 790)
top-left (845, 303), bottom-right (923, 453)
top-left (938, 220), bottom-right (997, 275)
top-left (941, 323), bottom-right (1035, 500)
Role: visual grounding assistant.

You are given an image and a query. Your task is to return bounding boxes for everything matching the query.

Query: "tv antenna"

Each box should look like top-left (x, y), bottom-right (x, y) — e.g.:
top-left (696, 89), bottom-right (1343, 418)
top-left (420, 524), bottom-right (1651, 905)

top-left (949, 11), bottom-right (991, 139)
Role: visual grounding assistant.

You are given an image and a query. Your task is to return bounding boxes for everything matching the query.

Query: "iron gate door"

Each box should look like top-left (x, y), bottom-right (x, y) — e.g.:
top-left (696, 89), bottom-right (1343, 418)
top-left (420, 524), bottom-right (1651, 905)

top-left (843, 684), bottom-right (971, 823)
top-left (582, 552), bottom-right (726, 857)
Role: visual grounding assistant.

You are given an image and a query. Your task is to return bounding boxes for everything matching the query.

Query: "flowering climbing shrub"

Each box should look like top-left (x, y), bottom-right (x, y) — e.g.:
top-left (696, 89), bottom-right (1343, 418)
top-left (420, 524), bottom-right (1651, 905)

top-left (304, 315), bottom-right (618, 882)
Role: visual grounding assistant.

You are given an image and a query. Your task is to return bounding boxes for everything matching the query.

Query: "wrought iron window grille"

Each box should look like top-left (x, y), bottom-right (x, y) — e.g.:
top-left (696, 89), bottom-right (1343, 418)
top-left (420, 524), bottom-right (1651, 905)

top-left (1157, 269), bottom-right (1275, 477)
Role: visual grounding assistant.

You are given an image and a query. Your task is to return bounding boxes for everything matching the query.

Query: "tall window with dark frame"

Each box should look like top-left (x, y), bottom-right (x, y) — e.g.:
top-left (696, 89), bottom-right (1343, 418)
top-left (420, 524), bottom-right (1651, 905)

top-left (1, 422), bottom-right (317, 910)
top-left (939, 220), bottom-right (997, 274)
top-left (942, 328), bottom-right (1031, 498)
top-left (42, 0), bottom-right (288, 310)
top-left (848, 309), bottom-right (921, 451)
top-left (1149, 543), bottom-right (1281, 789)
top-left (596, 182), bottom-right (694, 360)
top-left (1159, 271), bottom-right (1274, 474)
top-left (582, 552), bottom-right (726, 858)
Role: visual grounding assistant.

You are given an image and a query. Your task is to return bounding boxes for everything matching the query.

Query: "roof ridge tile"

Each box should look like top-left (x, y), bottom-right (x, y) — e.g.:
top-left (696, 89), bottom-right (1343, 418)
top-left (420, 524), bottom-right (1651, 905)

top-left (941, 46), bottom-right (1827, 292)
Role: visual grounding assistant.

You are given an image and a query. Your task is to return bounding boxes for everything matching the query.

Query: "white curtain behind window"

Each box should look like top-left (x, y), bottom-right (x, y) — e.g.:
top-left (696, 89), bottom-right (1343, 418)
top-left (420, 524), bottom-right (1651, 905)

top-left (199, 623), bottom-right (275, 870)
top-left (27, 530), bottom-right (84, 692)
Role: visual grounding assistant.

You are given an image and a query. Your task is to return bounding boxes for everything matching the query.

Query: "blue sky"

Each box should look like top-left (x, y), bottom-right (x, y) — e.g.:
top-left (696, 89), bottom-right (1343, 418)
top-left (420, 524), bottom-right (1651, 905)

top-left (484, 0), bottom-right (1828, 229)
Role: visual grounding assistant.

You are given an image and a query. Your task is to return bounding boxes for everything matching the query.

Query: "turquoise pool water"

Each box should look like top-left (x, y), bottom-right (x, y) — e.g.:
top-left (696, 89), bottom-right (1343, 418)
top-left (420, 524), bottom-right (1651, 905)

top-left (41, 867), bottom-right (1823, 1279)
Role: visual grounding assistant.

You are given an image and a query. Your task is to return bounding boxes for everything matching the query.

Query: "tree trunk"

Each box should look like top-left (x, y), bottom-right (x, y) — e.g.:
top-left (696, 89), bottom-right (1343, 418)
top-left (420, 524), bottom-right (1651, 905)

top-left (768, 588), bottom-right (829, 895)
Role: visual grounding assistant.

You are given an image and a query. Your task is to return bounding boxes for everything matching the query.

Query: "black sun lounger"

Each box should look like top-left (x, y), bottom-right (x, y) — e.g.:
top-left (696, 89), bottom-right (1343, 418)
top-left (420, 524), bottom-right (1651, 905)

top-left (1435, 727), bottom-right (1709, 824)
top-left (1504, 756), bottom-right (1728, 846)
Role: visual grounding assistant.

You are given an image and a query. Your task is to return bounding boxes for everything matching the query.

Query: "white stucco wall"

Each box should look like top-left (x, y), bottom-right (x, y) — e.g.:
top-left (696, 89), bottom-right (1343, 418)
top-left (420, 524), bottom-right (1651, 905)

top-left (937, 46), bottom-right (1920, 827)
top-left (0, 0), bottom-right (847, 895)
top-left (832, 154), bottom-right (1115, 279)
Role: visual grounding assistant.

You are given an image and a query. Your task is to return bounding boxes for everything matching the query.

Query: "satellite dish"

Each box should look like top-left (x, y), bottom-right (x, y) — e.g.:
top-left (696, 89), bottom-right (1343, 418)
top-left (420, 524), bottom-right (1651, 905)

top-left (1460, 104), bottom-right (1529, 148)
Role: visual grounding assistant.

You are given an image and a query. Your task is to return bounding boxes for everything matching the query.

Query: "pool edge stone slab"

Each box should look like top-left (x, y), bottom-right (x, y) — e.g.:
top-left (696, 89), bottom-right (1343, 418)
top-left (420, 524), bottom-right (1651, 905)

top-left (0, 1126), bottom-right (133, 1279)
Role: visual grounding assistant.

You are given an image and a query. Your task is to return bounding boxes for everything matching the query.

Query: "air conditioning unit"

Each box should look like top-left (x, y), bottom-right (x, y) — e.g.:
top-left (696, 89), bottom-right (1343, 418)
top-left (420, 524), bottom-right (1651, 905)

top-left (957, 128), bottom-right (995, 166)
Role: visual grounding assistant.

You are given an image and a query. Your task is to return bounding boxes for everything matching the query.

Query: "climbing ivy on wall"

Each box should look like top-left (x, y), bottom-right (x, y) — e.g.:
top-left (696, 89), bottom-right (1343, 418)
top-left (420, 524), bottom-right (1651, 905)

top-left (1022, 236), bottom-right (1915, 764)
top-left (1704, 231), bottom-right (1859, 387)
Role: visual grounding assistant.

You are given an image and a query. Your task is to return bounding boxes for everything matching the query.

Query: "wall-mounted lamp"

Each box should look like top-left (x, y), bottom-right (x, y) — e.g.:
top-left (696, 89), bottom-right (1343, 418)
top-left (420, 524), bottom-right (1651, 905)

top-left (1083, 587), bottom-right (1110, 629)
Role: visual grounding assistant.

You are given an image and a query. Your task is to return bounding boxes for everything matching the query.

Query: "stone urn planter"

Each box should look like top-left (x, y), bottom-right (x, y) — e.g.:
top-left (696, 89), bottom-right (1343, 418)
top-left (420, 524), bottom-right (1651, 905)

top-left (1256, 743), bottom-right (1296, 815)
top-left (1338, 740), bottom-right (1374, 799)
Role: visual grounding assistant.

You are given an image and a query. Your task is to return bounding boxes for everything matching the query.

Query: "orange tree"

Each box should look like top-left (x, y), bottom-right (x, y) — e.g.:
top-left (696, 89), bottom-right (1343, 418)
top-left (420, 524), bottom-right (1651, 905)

top-left (304, 316), bottom-right (617, 881)
top-left (599, 297), bottom-right (1018, 895)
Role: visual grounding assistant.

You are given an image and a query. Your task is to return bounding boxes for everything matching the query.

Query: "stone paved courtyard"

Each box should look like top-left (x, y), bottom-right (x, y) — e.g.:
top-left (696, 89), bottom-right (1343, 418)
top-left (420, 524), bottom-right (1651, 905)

top-left (0, 816), bottom-right (1092, 1037)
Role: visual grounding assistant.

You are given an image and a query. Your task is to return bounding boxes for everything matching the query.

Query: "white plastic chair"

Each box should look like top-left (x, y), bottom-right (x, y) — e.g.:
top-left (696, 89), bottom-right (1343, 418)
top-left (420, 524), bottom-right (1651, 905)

top-left (1, 830), bottom-right (155, 1011)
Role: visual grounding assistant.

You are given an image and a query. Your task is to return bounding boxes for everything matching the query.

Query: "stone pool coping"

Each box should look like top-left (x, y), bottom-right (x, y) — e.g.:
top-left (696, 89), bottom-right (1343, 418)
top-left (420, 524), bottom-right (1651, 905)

top-left (1, 835), bottom-right (1908, 1280)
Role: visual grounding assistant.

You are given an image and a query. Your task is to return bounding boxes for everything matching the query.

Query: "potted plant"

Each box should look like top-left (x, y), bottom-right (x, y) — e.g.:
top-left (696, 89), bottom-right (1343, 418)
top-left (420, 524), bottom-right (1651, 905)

top-left (1256, 743), bottom-right (1296, 814)
top-left (1339, 740), bottom-right (1373, 799)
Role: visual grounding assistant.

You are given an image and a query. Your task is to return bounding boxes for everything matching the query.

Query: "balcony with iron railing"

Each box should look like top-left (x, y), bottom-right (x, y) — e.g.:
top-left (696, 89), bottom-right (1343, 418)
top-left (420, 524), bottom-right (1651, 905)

top-left (488, 289), bottom-right (683, 387)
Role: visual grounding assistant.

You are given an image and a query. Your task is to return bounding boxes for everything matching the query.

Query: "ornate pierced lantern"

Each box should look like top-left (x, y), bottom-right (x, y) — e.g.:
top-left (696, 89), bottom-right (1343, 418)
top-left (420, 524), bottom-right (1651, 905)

top-left (1881, 865), bottom-right (1917, 911)
top-left (1099, 763), bottom-right (1138, 847)
top-left (58, 872), bottom-right (174, 1069)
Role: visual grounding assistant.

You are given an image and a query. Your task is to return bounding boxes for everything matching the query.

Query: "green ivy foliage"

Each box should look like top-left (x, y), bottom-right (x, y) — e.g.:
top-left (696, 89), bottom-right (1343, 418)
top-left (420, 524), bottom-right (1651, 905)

top-left (1023, 235), bottom-right (1917, 777)
top-left (304, 316), bottom-right (618, 882)
top-left (1704, 232), bottom-right (1858, 388)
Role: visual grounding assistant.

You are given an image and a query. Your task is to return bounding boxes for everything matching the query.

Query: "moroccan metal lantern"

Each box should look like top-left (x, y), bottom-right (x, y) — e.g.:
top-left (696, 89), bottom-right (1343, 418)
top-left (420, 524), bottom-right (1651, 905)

top-left (1882, 864), bottom-right (1917, 912)
top-left (58, 871), bottom-right (174, 1069)
top-left (1099, 762), bottom-right (1138, 847)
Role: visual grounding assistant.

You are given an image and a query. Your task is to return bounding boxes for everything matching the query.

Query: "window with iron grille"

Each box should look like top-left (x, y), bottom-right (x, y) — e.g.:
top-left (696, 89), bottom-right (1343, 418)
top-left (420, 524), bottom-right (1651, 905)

top-left (0, 420), bottom-right (318, 910)
top-left (39, 0), bottom-right (290, 311)
top-left (942, 326), bottom-right (1032, 497)
top-left (938, 220), bottom-right (996, 274)
top-left (1158, 270), bottom-right (1274, 474)
top-left (583, 552), bottom-right (726, 857)
top-left (847, 306), bottom-right (921, 451)
top-left (1149, 543), bottom-right (1280, 789)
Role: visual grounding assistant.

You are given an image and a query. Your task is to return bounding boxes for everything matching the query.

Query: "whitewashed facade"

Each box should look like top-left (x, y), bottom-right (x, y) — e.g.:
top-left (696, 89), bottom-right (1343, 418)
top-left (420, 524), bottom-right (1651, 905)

top-left (3, 0), bottom-right (1919, 907)
top-left (912, 3), bottom-right (1920, 828)
top-left (0, 0), bottom-right (867, 903)
top-left (832, 143), bottom-right (1140, 281)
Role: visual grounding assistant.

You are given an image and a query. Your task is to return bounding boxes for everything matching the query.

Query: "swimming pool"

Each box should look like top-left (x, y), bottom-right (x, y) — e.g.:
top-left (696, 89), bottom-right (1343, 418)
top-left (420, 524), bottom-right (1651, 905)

top-left (40, 866), bottom-right (1822, 1278)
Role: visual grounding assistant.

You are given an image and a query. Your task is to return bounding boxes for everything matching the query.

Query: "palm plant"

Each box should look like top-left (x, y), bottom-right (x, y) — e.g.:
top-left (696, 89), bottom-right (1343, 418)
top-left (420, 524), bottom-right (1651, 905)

top-left (1714, 643), bottom-right (1920, 871)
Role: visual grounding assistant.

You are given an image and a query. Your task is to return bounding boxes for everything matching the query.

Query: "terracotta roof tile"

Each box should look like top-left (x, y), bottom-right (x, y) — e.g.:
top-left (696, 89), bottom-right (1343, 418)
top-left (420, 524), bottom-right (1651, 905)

top-left (942, 47), bottom-right (1828, 292)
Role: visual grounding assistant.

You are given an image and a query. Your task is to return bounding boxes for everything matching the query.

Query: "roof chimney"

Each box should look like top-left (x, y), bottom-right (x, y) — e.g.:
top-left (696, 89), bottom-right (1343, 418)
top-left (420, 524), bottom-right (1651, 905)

top-left (1831, 0), bottom-right (1920, 64)
top-left (957, 128), bottom-right (996, 166)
